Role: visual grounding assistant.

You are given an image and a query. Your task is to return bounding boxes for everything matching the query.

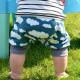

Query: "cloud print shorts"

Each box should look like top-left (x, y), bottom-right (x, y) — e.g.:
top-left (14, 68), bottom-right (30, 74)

top-left (9, 17), bottom-right (70, 56)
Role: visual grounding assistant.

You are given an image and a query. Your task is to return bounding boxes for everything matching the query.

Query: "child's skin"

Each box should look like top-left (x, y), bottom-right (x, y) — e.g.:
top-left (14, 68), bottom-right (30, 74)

top-left (9, 51), bottom-right (68, 79)
top-left (9, 0), bottom-right (69, 79)
top-left (10, 55), bottom-right (67, 79)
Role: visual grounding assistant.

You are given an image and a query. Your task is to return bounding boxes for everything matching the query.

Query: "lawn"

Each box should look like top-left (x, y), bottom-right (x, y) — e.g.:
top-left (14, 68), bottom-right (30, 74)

top-left (0, 13), bottom-right (80, 80)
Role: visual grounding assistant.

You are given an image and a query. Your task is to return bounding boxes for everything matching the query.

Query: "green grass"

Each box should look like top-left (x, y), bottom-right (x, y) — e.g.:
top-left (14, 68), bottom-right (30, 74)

top-left (0, 13), bottom-right (80, 80)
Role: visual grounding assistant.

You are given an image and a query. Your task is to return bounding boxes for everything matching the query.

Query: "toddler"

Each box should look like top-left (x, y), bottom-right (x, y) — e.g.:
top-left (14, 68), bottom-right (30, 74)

top-left (9, 0), bottom-right (70, 79)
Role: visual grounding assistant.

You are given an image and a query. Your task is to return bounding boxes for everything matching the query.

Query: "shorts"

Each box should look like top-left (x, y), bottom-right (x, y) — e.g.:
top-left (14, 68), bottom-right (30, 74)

top-left (9, 16), bottom-right (70, 49)
top-left (10, 45), bottom-right (68, 56)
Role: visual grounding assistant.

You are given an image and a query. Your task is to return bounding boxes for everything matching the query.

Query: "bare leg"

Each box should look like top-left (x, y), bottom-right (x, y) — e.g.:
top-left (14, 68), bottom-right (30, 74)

top-left (52, 56), bottom-right (67, 78)
top-left (10, 53), bottom-right (25, 80)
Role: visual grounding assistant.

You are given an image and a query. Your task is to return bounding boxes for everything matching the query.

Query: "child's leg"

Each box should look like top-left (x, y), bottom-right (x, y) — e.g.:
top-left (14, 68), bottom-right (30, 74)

top-left (9, 45), bottom-right (27, 80)
top-left (10, 53), bottom-right (25, 79)
top-left (52, 56), bottom-right (67, 78)
top-left (51, 47), bottom-right (68, 78)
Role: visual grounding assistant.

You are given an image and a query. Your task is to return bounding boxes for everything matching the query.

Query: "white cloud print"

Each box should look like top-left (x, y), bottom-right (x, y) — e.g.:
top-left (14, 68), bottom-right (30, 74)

top-left (55, 20), bottom-right (61, 23)
top-left (62, 44), bottom-right (68, 48)
top-left (42, 24), bottom-right (52, 28)
top-left (14, 24), bottom-right (18, 30)
top-left (60, 37), bottom-right (65, 40)
top-left (55, 25), bottom-right (57, 29)
top-left (20, 43), bottom-right (28, 46)
top-left (37, 17), bottom-right (52, 22)
top-left (24, 34), bottom-right (36, 40)
top-left (50, 33), bottom-right (58, 38)
top-left (39, 39), bottom-right (45, 44)
top-left (9, 39), bottom-right (16, 45)
top-left (26, 18), bottom-right (39, 26)
top-left (19, 29), bottom-right (26, 33)
top-left (16, 17), bottom-right (23, 24)
top-left (55, 25), bottom-right (63, 33)
top-left (28, 30), bottom-right (49, 38)
top-left (57, 25), bottom-right (63, 33)
top-left (49, 38), bottom-right (59, 44)
top-left (50, 46), bottom-right (57, 49)
top-left (11, 31), bottom-right (21, 39)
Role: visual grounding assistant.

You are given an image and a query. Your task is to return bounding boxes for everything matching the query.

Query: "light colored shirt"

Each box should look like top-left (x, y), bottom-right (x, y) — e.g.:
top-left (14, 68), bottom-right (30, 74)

top-left (15, 0), bottom-right (66, 20)
top-left (16, 0), bottom-right (18, 3)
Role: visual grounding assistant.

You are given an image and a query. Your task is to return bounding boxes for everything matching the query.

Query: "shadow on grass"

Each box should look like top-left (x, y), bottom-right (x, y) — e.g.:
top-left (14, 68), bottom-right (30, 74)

top-left (0, 76), bottom-right (12, 80)
top-left (23, 40), bottom-right (51, 68)
top-left (68, 37), bottom-right (80, 50)
top-left (0, 58), bottom-right (10, 71)
top-left (0, 74), bottom-right (56, 80)
top-left (21, 74), bottom-right (56, 80)
top-left (0, 59), bottom-right (11, 80)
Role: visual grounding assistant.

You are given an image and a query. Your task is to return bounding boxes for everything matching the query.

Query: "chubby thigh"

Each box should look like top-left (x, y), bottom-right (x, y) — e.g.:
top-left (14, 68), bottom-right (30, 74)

top-left (9, 17), bottom-right (70, 49)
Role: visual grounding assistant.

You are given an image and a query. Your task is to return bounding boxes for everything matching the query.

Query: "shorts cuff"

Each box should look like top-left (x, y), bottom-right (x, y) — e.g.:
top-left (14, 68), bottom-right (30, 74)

top-left (10, 45), bottom-right (28, 54)
top-left (51, 47), bottom-right (68, 56)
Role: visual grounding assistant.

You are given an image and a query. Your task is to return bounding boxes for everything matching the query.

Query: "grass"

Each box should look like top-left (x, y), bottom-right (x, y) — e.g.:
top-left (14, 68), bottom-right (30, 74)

top-left (0, 13), bottom-right (80, 80)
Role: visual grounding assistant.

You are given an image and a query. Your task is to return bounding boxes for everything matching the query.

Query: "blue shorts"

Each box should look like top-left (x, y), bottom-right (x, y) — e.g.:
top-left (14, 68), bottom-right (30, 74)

top-left (9, 17), bottom-right (70, 49)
